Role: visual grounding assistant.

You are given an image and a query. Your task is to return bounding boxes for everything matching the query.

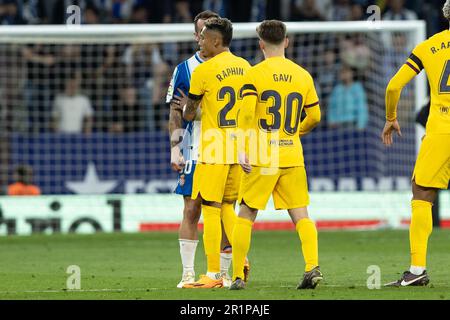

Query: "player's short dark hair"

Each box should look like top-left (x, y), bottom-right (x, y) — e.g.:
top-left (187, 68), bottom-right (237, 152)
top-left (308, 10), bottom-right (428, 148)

top-left (256, 20), bottom-right (287, 45)
top-left (194, 10), bottom-right (220, 32)
top-left (204, 17), bottom-right (233, 47)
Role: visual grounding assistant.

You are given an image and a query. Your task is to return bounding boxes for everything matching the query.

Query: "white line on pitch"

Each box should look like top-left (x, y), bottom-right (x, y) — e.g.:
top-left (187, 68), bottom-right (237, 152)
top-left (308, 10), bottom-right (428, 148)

top-left (0, 288), bottom-right (164, 294)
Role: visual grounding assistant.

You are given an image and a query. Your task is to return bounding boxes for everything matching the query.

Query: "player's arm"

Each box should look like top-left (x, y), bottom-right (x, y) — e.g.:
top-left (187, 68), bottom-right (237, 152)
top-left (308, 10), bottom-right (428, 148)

top-left (299, 75), bottom-right (321, 137)
top-left (184, 67), bottom-right (205, 121)
top-left (237, 83), bottom-right (258, 173)
top-left (166, 66), bottom-right (186, 171)
top-left (238, 84), bottom-right (258, 131)
top-left (183, 95), bottom-right (201, 121)
top-left (385, 64), bottom-right (418, 121)
top-left (382, 52), bottom-right (421, 145)
top-left (299, 104), bottom-right (321, 137)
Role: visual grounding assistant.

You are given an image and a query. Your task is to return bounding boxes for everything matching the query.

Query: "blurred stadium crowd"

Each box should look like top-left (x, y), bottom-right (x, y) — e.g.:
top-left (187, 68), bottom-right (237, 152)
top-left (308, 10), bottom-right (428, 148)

top-left (0, 0), bottom-right (445, 134)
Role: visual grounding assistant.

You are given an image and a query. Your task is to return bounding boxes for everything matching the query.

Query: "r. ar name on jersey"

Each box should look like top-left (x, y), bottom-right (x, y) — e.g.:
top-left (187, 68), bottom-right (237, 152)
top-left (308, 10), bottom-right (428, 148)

top-left (431, 41), bottom-right (450, 54)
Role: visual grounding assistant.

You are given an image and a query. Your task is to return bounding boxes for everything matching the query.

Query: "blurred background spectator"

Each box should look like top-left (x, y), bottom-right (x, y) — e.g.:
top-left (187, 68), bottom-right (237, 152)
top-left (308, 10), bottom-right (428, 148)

top-left (0, 0), bottom-right (26, 25)
top-left (327, 64), bottom-right (369, 130)
top-left (52, 71), bottom-right (94, 134)
top-left (8, 164), bottom-right (41, 195)
top-left (383, 0), bottom-right (417, 20)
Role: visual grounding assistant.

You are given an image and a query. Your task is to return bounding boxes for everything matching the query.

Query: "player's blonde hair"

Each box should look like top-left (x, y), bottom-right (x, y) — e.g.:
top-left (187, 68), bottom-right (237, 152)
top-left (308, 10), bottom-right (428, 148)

top-left (444, 0), bottom-right (450, 21)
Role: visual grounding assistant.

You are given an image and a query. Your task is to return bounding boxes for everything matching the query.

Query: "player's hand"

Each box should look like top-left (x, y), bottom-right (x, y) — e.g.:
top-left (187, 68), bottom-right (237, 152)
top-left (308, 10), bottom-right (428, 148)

top-left (172, 88), bottom-right (188, 112)
top-left (171, 145), bottom-right (185, 172)
top-left (239, 152), bottom-right (252, 174)
top-left (381, 120), bottom-right (402, 146)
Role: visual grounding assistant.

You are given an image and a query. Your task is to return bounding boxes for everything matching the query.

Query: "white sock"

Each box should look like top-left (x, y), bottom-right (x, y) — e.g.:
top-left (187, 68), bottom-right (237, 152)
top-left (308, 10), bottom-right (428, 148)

top-left (410, 265), bottom-right (425, 275)
top-left (220, 252), bottom-right (232, 275)
top-left (179, 239), bottom-right (198, 275)
top-left (206, 271), bottom-right (221, 280)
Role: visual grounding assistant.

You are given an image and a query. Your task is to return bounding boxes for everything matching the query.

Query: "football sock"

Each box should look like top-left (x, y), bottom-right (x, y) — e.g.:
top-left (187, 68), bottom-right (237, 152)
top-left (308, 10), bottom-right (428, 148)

top-left (296, 218), bottom-right (319, 272)
top-left (220, 246), bottom-right (232, 275)
top-left (410, 265), bottom-right (426, 276)
top-left (410, 200), bottom-right (433, 269)
top-left (179, 239), bottom-right (198, 275)
top-left (202, 205), bottom-right (222, 274)
top-left (221, 202), bottom-right (237, 245)
top-left (232, 217), bottom-right (253, 281)
top-left (206, 272), bottom-right (221, 280)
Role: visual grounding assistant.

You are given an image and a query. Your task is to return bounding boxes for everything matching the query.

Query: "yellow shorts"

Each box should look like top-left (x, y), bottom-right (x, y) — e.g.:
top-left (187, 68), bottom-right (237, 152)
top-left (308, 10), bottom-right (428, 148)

top-left (412, 134), bottom-right (450, 189)
top-left (192, 163), bottom-right (242, 203)
top-left (239, 166), bottom-right (309, 210)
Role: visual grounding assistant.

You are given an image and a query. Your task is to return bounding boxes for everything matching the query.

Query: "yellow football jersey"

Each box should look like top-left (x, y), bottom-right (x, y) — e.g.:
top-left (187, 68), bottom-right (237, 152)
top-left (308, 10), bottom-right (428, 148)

top-left (406, 29), bottom-right (450, 134)
top-left (240, 56), bottom-right (320, 168)
top-left (189, 51), bottom-right (250, 164)
top-left (189, 51), bottom-right (251, 164)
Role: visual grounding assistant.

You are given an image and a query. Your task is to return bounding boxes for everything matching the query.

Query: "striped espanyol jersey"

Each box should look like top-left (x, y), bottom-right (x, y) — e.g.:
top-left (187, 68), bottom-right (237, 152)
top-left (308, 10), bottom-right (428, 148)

top-left (166, 52), bottom-right (203, 161)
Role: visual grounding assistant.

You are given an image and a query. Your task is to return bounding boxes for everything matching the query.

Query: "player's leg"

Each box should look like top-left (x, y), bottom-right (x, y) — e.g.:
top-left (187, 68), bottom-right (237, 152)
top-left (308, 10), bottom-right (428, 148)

top-left (201, 199), bottom-right (223, 281)
top-left (386, 134), bottom-right (449, 287)
top-left (410, 181), bottom-right (437, 272)
top-left (221, 164), bottom-right (241, 244)
top-left (221, 164), bottom-right (250, 282)
top-left (275, 166), bottom-right (322, 289)
top-left (288, 207), bottom-right (322, 289)
top-left (230, 166), bottom-right (277, 290)
top-left (385, 181), bottom-right (437, 287)
top-left (183, 163), bottom-right (228, 288)
top-left (177, 196), bottom-right (201, 288)
top-left (229, 201), bottom-right (258, 290)
top-left (175, 160), bottom-right (202, 288)
top-left (220, 223), bottom-right (233, 286)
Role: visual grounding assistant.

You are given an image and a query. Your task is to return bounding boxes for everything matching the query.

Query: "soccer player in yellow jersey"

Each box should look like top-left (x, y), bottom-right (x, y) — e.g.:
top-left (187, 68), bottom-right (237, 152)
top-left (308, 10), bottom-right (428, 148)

top-left (181, 17), bottom-right (251, 288)
top-left (383, 2), bottom-right (450, 287)
top-left (229, 20), bottom-right (322, 290)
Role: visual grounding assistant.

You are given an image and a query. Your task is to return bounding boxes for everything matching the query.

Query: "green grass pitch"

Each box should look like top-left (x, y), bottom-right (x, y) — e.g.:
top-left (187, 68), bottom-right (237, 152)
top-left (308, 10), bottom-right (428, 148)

top-left (0, 230), bottom-right (449, 300)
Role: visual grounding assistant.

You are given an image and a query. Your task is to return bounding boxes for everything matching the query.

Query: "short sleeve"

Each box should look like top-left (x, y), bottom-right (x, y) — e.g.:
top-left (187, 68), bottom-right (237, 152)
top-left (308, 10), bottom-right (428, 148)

top-left (188, 64), bottom-right (206, 101)
top-left (166, 64), bottom-right (190, 103)
top-left (239, 68), bottom-right (257, 98)
top-left (304, 73), bottom-right (320, 109)
top-left (406, 43), bottom-right (426, 74)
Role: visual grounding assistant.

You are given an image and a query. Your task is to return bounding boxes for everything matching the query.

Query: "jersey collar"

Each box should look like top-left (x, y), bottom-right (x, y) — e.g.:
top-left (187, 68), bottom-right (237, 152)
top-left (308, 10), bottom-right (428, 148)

top-left (195, 51), bottom-right (204, 63)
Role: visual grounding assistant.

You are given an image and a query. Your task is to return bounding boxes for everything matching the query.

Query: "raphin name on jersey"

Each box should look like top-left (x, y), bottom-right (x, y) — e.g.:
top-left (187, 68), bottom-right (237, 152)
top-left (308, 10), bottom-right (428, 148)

top-left (166, 52), bottom-right (203, 161)
top-left (406, 29), bottom-right (450, 134)
top-left (188, 51), bottom-right (251, 164)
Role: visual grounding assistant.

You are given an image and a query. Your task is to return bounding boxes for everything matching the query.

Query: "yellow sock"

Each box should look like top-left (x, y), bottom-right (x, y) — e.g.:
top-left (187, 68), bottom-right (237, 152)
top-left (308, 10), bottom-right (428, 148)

top-left (202, 205), bottom-right (222, 274)
top-left (232, 217), bottom-right (253, 280)
top-left (410, 200), bottom-right (433, 268)
top-left (296, 218), bottom-right (319, 272)
top-left (221, 202), bottom-right (237, 246)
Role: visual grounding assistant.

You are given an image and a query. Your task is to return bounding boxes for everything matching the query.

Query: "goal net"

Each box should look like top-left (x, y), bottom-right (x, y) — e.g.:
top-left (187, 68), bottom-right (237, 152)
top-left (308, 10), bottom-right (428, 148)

top-left (0, 21), bottom-right (426, 197)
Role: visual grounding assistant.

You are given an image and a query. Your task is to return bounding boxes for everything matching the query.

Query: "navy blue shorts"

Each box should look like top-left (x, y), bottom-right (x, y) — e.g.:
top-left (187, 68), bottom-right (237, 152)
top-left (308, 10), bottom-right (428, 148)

top-left (174, 160), bottom-right (197, 196)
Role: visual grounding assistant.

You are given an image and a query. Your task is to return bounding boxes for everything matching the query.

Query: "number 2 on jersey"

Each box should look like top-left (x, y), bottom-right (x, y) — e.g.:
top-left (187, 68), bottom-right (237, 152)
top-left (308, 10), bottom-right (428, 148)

top-left (218, 86), bottom-right (237, 128)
